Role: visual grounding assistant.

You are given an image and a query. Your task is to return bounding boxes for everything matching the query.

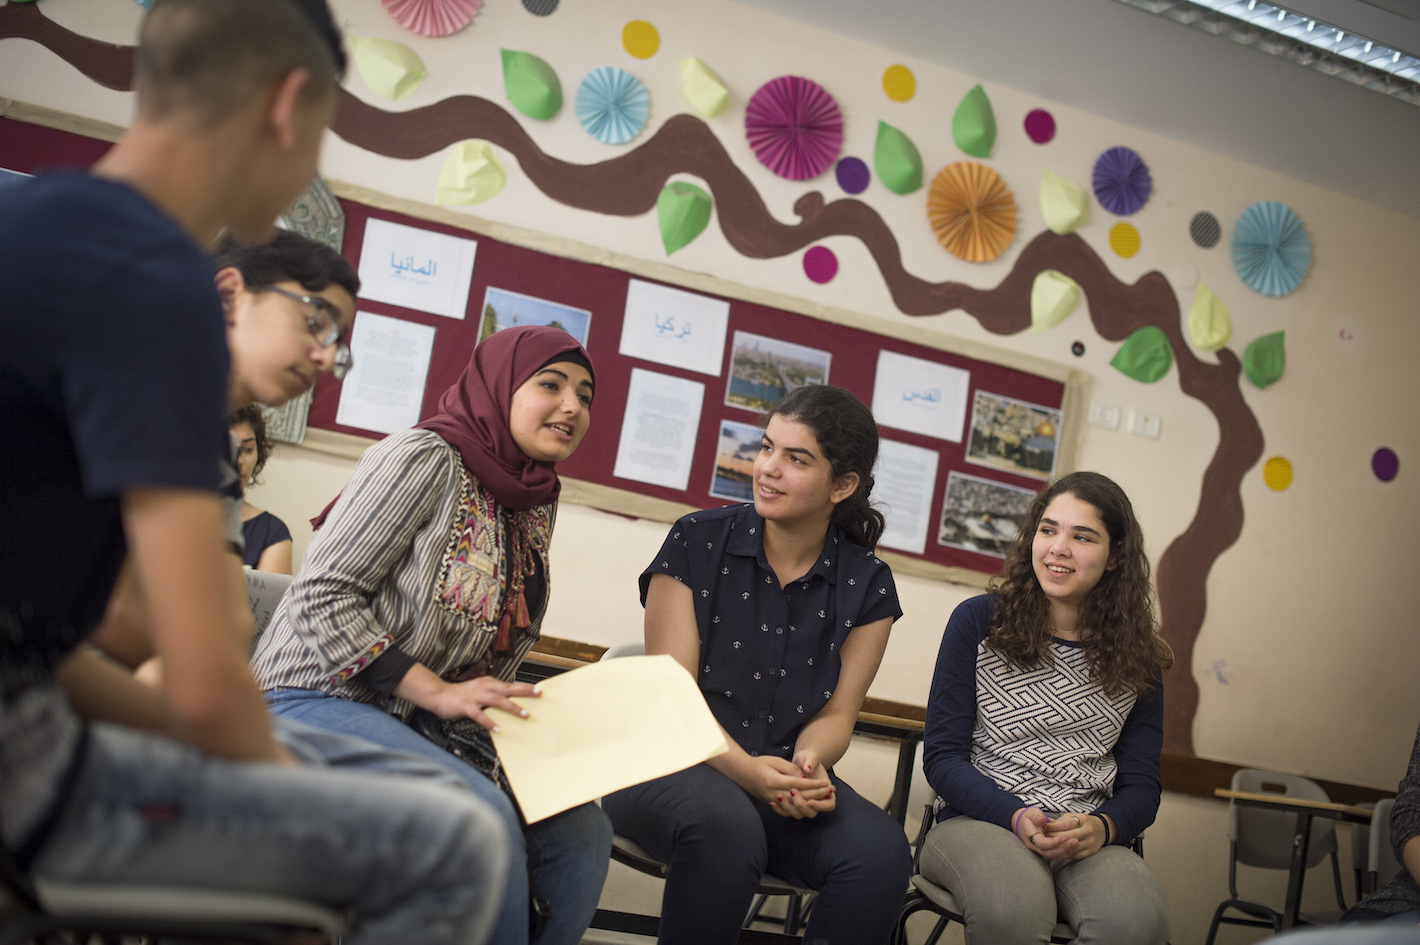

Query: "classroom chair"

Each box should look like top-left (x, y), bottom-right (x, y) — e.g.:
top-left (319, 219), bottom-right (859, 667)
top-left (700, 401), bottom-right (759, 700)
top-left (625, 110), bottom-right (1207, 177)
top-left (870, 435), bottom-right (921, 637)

top-left (244, 568), bottom-right (294, 650)
top-left (891, 791), bottom-right (1147, 945)
top-left (1205, 768), bottom-right (1349, 945)
top-left (1364, 798), bottom-right (1403, 897)
top-left (1, 831), bottom-right (345, 945)
top-left (591, 641), bottom-right (817, 939)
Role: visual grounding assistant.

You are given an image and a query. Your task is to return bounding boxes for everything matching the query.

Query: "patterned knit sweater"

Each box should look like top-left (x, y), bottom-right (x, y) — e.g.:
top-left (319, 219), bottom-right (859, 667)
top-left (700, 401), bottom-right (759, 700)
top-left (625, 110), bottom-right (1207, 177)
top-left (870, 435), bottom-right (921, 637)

top-left (923, 594), bottom-right (1165, 845)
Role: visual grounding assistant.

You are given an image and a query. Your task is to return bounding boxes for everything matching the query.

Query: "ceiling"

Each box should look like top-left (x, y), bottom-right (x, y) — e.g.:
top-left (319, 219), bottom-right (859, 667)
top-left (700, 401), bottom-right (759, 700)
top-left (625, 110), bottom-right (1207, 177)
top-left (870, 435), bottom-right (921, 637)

top-left (733, 0), bottom-right (1420, 218)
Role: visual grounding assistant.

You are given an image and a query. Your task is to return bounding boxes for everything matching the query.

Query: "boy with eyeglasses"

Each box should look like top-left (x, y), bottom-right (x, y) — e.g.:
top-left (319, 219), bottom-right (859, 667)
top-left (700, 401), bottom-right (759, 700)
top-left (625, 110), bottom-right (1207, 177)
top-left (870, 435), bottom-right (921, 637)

top-left (0, 2), bottom-right (507, 942)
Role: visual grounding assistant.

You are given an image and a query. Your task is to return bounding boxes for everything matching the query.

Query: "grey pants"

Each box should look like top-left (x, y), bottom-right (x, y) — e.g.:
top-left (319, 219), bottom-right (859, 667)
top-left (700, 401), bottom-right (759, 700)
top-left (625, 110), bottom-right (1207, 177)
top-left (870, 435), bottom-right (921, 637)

top-left (919, 814), bottom-right (1170, 945)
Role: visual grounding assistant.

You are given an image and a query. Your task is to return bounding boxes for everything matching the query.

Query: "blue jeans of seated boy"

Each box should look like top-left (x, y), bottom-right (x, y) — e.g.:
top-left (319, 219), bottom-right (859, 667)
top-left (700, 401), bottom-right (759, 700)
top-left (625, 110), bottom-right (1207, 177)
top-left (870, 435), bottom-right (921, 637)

top-left (268, 687), bottom-right (613, 945)
top-left (29, 718), bottom-right (508, 945)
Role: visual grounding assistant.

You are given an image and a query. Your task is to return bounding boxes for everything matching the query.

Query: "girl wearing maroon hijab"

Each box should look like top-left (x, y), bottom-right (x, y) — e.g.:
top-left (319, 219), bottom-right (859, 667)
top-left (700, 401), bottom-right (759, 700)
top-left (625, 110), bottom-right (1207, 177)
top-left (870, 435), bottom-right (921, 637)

top-left (254, 326), bottom-right (611, 945)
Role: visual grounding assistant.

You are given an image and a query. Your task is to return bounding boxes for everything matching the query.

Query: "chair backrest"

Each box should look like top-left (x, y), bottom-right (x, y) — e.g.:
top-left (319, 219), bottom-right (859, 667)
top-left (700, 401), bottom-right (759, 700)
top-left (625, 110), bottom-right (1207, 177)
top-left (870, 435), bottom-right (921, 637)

top-left (600, 640), bottom-right (646, 661)
top-left (1230, 768), bottom-right (1337, 870)
top-left (245, 570), bottom-right (294, 647)
top-left (1370, 797), bottom-right (1402, 890)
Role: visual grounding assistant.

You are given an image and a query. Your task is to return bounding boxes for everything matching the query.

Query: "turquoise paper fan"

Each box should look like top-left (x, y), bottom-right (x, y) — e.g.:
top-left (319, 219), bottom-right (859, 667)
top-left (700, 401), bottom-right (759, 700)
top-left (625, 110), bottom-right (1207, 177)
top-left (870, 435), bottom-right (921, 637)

top-left (575, 67), bottom-right (649, 145)
top-left (1232, 201), bottom-right (1311, 297)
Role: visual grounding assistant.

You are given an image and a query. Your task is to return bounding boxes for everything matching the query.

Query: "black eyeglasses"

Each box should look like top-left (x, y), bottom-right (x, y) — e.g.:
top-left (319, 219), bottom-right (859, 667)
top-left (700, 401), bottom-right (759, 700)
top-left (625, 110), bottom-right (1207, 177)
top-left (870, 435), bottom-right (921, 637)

top-left (260, 285), bottom-right (353, 381)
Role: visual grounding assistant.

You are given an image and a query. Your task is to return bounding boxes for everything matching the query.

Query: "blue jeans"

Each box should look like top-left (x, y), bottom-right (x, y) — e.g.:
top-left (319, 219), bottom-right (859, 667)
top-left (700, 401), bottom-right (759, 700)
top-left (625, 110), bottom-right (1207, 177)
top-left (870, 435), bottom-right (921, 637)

top-left (603, 762), bottom-right (912, 945)
top-left (29, 718), bottom-right (508, 945)
top-left (268, 687), bottom-right (612, 945)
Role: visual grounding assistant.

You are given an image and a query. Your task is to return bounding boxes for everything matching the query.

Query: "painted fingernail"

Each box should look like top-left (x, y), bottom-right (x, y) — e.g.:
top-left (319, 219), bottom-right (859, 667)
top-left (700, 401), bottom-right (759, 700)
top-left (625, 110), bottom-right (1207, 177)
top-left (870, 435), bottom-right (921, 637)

top-left (519, 709), bottom-right (529, 717)
top-left (492, 725), bottom-right (501, 733)
top-left (790, 790), bottom-right (797, 796)
top-left (777, 794), bottom-right (784, 801)
top-left (533, 686), bottom-right (542, 695)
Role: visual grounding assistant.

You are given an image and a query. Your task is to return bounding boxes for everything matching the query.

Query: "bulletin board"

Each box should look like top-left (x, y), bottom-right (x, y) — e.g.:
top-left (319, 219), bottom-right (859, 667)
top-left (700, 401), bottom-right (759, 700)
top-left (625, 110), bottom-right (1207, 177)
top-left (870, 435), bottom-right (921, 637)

top-left (0, 104), bottom-right (1085, 587)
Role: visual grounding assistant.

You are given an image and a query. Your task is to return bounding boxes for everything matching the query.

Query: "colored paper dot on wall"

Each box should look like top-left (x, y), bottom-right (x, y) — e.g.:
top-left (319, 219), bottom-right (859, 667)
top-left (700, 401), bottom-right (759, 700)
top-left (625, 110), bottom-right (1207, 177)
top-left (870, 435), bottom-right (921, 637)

top-left (1372, 447), bottom-right (1399, 483)
top-left (803, 246), bottom-right (838, 284)
top-left (1262, 456), bottom-right (1293, 492)
top-left (882, 64), bottom-right (915, 102)
top-left (1024, 109), bottom-right (1055, 144)
top-left (1071, 341), bottom-right (1086, 357)
top-left (521, 0), bottom-right (558, 15)
top-left (835, 157), bottom-right (869, 195)
top-left (1110, 222), bottom-right (1140, 258)
top-left (622, 20), bottom-right (659, 59)
top-left (1190, 211), bottom-right (1221, 248)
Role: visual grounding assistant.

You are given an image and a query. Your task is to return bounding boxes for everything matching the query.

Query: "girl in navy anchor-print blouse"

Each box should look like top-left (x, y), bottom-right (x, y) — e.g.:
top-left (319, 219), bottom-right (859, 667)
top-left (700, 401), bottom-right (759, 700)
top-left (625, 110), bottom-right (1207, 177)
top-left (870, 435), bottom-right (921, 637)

top-left (603, 385), bottom-right (912, 945)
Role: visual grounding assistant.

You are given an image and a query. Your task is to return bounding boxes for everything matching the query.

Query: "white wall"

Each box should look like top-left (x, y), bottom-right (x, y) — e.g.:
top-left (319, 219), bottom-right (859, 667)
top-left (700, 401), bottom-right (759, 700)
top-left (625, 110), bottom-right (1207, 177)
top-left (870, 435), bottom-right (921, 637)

top-left (5, 1), bottom-right (1416, 941)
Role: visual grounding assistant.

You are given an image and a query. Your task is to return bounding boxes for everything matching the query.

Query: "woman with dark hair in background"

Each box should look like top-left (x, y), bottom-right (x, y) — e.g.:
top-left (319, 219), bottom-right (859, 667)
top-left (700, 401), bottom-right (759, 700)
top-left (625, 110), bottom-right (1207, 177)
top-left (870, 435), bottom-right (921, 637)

top-left (921, 471), bottom-right (1174, 945)
top-left (228, 403), bottom-right (292, 573)
top-left (604, 384), bottom-right (912, 945)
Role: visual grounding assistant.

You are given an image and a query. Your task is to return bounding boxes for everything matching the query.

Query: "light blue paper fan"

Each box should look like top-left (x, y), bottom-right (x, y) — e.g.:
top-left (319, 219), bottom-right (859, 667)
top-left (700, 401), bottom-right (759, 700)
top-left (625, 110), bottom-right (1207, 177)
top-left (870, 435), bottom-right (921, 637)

top-left (575, 67), bottom-right (649, 146)
top-left (1231, 200), bottom-right (1311, 297)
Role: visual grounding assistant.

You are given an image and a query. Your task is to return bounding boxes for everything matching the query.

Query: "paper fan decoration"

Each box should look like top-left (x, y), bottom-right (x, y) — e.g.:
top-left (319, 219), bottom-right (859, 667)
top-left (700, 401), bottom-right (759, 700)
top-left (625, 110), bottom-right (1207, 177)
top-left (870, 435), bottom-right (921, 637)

top-left (575, 67), bottom-right (649, 145)
top-left (1231, 201), bottom-right (1311, 297)
top-left (927, 161), bottom-right (1017, 263)
top-left (744, 76), bottom-right (843, 181)
top-left (383, 0), bottom-right (482, 37)
top-left (1092, 146), bottom-right (1151, 216)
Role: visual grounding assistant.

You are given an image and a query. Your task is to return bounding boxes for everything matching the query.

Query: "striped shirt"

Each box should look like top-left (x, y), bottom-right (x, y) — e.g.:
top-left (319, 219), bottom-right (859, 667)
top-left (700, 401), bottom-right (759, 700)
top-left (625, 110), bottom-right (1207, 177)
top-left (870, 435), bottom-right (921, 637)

top-left (251, 429), bottom-right (551, 718)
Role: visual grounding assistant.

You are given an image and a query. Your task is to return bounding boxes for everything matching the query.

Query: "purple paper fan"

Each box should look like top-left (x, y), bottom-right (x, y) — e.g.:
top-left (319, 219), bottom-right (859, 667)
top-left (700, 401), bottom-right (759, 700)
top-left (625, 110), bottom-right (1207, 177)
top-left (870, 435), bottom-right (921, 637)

top-left (744, 75), bottom-right (843, 181)
top-left (1092, 146), bottom-right (1152, 216)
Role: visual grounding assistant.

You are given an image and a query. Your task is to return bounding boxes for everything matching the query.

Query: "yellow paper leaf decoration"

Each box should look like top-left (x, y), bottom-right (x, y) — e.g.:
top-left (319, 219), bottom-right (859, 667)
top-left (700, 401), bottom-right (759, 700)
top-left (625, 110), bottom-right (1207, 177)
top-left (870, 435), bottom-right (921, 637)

top-left (1039, 170), bottom-right (1088, 235)
top-left (679, 58), bottom-right (729, 118)
top-left (1187, 283), bottom-right (1233, 352)
top-left (349, 36), bottom-right (427, 102)
top-left (1031, 269), bottom-right (1081, 333)
top-left (436, 140), bottom-right (506, 206)
top-left (927, 161), bottom-right (1017, 263)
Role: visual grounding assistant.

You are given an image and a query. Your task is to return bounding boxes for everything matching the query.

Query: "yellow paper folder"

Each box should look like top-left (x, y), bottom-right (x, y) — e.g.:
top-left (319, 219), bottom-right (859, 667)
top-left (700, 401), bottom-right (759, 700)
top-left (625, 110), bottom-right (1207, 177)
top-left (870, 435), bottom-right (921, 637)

top-left (489, 654), bottom-right (728, 824)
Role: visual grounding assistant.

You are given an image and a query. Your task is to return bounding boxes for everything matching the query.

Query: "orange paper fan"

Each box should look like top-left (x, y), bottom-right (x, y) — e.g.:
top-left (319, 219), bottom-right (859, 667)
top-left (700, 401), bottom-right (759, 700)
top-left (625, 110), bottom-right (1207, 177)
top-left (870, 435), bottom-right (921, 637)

top-left (927, 161), bottom-right (1017, 262)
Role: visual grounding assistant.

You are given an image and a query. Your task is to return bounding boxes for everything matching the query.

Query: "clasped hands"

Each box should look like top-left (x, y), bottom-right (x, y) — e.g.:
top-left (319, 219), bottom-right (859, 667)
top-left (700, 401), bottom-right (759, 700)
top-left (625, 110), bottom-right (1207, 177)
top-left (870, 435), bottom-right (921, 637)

top-left (1011, 806), bottom-right (1107, 861)
top-left (743, 750), bottom-right (836, 820)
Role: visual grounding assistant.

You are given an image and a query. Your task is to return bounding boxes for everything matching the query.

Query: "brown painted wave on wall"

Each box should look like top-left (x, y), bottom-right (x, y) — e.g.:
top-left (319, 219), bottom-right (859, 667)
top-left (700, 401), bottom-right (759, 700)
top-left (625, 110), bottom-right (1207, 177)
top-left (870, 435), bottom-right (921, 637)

top-left (0, 1), bottom-right (1268, 753)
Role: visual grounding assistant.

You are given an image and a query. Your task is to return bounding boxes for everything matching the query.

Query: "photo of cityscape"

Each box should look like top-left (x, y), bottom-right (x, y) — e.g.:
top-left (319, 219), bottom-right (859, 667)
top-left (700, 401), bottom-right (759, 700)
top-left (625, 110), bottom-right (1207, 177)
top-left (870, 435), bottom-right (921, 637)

top-left (724, 331), bottom-right (830, 412)
top-left (965, 390), bottom-right (1062, 480)
top-left (938, 470), bottom-right (1038, 558)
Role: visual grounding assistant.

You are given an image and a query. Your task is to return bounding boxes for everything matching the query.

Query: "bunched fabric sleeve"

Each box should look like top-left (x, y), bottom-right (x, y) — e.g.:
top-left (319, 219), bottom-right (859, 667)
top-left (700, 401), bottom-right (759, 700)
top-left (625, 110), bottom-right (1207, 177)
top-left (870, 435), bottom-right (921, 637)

top-left (280, 431), bottom-right (452, 686)
top-left (1091, 670), bottom-right (1163, 844)
top-left (922, 595), bottom-right (1027, 829)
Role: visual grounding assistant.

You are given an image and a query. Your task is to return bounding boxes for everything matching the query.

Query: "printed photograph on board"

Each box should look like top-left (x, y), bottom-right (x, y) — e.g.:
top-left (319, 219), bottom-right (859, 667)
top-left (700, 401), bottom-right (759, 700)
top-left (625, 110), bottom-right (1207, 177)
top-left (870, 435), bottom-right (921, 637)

top-left (479, 286), bottom-right (592, 346)
top-left (965, 390), bottom-right (1062, 480)
top-left (724, 331), bottom-right (831, 413)
top-left (710, 418), bottom-right (763, 502)
top-left (938, 470), bottom-right (1038, 558)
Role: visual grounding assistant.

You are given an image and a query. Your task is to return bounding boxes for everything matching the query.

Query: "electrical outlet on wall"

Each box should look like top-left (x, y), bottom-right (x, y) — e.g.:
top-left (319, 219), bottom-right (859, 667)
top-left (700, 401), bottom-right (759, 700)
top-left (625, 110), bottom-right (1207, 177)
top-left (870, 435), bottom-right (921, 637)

top-left (1130, 411), bottom-right (1162, 438)
top-left (1088, 401), bottom-right (1121, 429)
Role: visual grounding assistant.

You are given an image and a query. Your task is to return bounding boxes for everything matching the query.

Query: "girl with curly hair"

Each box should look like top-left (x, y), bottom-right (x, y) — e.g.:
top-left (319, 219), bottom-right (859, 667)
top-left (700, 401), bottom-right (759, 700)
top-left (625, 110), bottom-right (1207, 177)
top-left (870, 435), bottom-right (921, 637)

top-left (920, 471), bottom-right (1174, 944)
top-left (228, 403), bottom-right (293, 573)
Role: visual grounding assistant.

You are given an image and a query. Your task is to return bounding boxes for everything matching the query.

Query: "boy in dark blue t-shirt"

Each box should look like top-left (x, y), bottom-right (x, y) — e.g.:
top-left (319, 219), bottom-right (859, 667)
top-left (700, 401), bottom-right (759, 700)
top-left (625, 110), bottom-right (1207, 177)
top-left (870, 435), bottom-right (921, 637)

top-left (0, 3), bottom-right (506, 943)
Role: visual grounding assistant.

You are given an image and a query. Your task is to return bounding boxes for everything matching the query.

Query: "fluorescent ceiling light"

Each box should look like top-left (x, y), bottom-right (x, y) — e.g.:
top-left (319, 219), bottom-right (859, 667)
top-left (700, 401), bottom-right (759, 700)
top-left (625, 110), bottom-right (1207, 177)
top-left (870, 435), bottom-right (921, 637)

top-left (1112, 0), bottom-right (1420, 104)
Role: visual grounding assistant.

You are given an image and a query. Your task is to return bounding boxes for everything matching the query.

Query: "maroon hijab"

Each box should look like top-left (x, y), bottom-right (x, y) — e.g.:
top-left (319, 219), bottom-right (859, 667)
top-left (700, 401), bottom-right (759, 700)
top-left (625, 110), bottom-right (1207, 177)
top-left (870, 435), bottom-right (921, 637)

top-left (416, 325), bottom-right (592, 510)
top-left (312, 326), bottom-right (592, 528)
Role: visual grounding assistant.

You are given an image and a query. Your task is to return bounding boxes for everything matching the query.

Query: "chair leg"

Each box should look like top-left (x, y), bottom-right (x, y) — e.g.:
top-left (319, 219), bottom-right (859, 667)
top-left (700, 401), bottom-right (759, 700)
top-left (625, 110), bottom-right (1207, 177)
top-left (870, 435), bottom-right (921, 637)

top-left (783, 891), bottom-right (802, 935)
top-left (924, 914), bottom-right (950, 945)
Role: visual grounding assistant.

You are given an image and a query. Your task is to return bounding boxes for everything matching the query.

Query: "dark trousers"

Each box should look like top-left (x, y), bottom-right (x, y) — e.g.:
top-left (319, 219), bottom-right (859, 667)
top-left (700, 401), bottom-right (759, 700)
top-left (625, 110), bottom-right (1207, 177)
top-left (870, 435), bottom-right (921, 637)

top-left (603, 762), bottom-right (911, 945)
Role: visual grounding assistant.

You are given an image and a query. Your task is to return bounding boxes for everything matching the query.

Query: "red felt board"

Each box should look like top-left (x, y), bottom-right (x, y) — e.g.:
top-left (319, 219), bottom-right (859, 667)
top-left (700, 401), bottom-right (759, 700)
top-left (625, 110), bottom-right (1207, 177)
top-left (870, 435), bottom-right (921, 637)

top-left (318, 199), bottom-right (1065, 576)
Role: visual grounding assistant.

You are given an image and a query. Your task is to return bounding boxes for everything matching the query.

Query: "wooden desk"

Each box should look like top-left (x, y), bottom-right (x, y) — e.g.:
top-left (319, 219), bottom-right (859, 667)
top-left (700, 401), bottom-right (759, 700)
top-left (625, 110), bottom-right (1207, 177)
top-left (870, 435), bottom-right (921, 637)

top-left (519, 639), bottom-right (926, 826)
top-left (1214, 788), bottom-right (1375, 929)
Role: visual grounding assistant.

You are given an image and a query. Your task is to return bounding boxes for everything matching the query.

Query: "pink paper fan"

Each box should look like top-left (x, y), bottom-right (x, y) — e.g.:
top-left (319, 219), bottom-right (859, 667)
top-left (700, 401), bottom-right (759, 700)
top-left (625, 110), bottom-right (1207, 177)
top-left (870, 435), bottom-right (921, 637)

top-left (383, 0), bottom-right (482, 37)
top-left (744, 76), bottom-right (842, 181)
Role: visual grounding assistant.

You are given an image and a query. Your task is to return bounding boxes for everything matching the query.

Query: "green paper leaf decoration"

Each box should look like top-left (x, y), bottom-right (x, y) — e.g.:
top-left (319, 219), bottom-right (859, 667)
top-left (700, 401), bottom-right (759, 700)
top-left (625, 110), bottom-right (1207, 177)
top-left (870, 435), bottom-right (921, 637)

top-left (1039, 170), bottom-right (1088, 235)
top-left (1031, 269), bottom-right (1080, 333)
top-left (873, 121), bottom-right (923, 195)
top-left (1244, 331), bottom-right (1286, 389)
top-left (1110, 326), bottom-right (1173, 383)
top-left (952, 84), bottom-right (996, 158)
top-left (657, 181), bottom-right (713, 255)
top-left (501, 49), bottom-right (562, 120)
top-left (1187, 283), bottom-right (1232, 352)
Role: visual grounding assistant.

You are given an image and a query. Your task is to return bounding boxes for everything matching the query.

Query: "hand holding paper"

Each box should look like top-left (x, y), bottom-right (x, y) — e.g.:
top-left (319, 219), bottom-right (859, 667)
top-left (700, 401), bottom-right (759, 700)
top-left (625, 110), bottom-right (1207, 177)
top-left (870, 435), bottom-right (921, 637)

top-left (489, 655), bottom-right (728, 823)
